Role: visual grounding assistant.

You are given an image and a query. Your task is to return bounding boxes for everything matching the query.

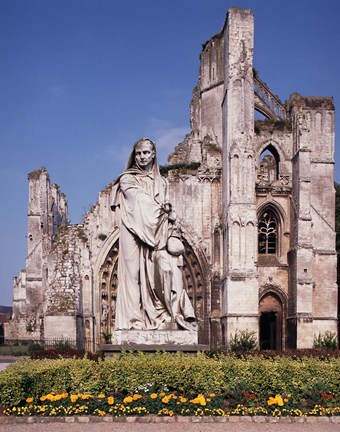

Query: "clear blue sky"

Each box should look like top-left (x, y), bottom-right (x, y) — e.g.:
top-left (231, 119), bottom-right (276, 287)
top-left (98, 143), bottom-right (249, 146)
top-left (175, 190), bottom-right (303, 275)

top-left (1, 0), bottom-right (339, 306)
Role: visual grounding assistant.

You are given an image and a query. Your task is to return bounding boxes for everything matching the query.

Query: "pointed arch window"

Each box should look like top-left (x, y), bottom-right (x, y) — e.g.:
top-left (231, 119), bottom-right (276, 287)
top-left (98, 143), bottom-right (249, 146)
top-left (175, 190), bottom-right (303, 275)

top-left (258, 144), bottom-right (280, 186)
top-left (258, 211), bottom-right (277, 254)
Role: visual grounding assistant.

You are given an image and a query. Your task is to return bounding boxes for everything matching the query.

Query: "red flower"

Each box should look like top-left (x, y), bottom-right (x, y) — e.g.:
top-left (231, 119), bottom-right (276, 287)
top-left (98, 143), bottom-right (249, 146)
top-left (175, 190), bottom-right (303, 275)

top-left (250, 393), bottom-right (256, 398)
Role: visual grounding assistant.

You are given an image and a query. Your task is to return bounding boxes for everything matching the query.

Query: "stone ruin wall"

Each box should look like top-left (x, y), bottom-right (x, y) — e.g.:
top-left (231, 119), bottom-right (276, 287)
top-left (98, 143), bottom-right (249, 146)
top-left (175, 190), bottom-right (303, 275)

top-left (6, 168), bottom-right (69, 339)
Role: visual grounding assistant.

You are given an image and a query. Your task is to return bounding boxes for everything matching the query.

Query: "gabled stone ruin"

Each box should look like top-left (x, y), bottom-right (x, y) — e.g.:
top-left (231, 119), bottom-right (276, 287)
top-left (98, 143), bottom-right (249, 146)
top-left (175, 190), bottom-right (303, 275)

top-left (6, 8), bottom-right (337, 350)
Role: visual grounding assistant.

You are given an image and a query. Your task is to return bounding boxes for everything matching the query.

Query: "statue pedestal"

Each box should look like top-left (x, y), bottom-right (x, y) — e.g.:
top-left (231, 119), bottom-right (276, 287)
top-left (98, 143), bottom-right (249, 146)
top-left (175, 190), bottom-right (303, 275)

top-left (102, 329), bottom-right (209, 354)
top-left (112, 329), bottom-right (198, 345)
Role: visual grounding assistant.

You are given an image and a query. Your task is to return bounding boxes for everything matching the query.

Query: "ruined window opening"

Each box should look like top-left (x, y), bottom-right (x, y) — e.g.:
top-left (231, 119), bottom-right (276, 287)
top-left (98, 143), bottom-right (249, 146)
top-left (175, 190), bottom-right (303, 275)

top-left (258, 211), bottom-right (277, 255)
top-left (258, 145), bottom-right (280, 185)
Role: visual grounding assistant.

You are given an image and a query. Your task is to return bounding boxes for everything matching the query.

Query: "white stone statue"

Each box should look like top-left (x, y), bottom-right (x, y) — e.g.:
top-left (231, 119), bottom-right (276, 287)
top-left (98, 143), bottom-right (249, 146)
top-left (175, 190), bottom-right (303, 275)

top-left (111, 138), bottom-right (196, 331)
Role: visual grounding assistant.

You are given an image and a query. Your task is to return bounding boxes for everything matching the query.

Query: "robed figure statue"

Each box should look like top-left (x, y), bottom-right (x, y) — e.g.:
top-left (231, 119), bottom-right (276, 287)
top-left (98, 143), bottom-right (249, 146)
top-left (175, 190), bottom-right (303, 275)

top-left (111, 138), bottom-right (196, 331)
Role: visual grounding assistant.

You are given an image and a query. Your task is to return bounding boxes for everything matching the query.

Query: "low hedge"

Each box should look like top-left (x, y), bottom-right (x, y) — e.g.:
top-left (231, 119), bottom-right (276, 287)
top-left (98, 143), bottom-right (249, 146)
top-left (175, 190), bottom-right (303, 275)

top-left (0, 352), bottom-right (339, 416)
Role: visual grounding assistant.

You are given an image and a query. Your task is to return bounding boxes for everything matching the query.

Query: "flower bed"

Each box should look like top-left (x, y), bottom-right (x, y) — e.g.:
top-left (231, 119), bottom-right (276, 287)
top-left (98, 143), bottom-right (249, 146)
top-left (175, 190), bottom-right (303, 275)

top-left (0, 352), bottom-right (339, 417)
top-left (3, 390), bottom-right (340, 417)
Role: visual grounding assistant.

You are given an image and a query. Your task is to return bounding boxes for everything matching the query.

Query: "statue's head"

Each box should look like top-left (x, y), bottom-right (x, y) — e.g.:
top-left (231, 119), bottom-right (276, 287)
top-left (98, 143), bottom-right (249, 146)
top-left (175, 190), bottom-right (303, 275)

top-left (124, 137), bottom-right (157, 173)
top-left (133, 138), bottom-right (156, 172)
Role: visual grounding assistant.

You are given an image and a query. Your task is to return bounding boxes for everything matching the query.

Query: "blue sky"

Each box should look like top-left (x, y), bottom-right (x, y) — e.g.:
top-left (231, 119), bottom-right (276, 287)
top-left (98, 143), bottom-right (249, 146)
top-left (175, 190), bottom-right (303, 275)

top-left (1, 0), bottom-right (339, 306)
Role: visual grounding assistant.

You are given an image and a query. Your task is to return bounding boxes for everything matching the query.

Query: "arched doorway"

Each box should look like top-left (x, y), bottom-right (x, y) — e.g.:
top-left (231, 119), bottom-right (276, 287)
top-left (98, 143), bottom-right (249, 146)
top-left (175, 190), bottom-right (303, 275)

top-left (97, 237), bottom-right (209, 344)
top-left (259, 291), bottom-right (284, 350)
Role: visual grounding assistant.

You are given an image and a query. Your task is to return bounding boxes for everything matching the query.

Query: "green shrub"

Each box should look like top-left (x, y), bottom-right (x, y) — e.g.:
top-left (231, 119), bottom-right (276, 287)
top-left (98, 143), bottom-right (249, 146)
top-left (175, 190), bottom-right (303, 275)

top-left (27, 343), bottom-right (44, 354)
top-left (229, 329), bottom-right (258, 352)
top-left (53, 340), bottom-right (71, 350)
top-left (0, 352), bottom-right (339, 411)
top-left (314, 331), bottom-right (337, 350)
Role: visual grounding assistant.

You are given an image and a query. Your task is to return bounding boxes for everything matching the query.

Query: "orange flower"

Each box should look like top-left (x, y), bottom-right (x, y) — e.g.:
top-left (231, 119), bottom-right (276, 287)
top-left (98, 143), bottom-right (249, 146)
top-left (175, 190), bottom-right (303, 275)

top-left (97, 393), bottom-right (106, 399)
top-left (26, 397), bottom-right (33, 403)
top-left (107, 396), bottom-right (115, 405)
top-left (150, 393), bottom-right (158, 399)
top-left (70, 394), bottom-right (79, 403)
top-left (123, 396), bottom-right (133, 403)
top-left (162, 395), bottom-right (170, 404)
top-left (190, 394), bottom-right (206, 406)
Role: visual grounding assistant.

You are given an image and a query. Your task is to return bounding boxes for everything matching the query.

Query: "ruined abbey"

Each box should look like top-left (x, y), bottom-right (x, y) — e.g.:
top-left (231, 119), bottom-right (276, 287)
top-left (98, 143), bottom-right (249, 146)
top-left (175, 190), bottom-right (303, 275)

top-left (5, 8), bottom-right (337, 350)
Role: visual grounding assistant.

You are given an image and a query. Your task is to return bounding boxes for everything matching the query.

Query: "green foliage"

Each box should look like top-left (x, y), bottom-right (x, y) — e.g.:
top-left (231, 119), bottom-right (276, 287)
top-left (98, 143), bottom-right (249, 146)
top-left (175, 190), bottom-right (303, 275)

top-left (252, 67), bottom-right (259, 78)
top-left (1, 352), bottom-right (339, 412)
top-left (27, 343), bottom-right (44, 354)
top-left (101, 331), bottom-right (112, 343)
top-left (254, 119), bottom-right (292, 134)
top-left (229, 329), bottom-right (258, 352)
top-left (160, 162), bottom-right (201, 177)
top-left (314, 331), bottom-right (337, 350)
top-left (53, 340), bottom-right (71, 350)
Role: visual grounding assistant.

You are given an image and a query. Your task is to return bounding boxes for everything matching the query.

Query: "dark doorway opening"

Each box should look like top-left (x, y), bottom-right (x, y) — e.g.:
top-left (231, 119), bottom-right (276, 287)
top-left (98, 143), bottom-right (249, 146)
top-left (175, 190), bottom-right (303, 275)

top-left (260, 311), bottom-right (277, 350)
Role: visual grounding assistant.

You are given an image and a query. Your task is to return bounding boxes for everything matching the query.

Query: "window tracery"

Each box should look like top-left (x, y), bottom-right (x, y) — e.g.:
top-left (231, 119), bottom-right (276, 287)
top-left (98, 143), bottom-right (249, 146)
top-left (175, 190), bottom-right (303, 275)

top-left (258, 211), bottom-right (277, 254)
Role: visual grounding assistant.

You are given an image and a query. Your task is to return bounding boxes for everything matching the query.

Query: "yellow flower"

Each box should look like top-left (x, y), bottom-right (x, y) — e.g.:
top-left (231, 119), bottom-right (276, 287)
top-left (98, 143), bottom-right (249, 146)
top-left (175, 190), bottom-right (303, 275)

top-left (107, 396), bottom-right (115, 405)
top-left (150, 393), bottom-right (158, 399)
top-left (162, 395), bottom-right (170, 404)
top-left (160, 392), bottom-right (165, 397)
top-left (40, 396), bottom-right (47, 402)
top-left (123, 396), bottom-right (133, 403)
top-left (98, 393), bottom-right (106, 399)
top-left (179, 396), bottom-right (187, 403)
top-left (26, 397), bottom-right (33, 403)
top-left (209, 393), bottom-right (216, 397)
top-left (190, 394), bottom-right (206, 406)
top-left (70, 394), bottom-right (79, 403)
top-left (267, 395), bottom-right (284, 407)
top-left (133, 394), bottom-right (142, 400)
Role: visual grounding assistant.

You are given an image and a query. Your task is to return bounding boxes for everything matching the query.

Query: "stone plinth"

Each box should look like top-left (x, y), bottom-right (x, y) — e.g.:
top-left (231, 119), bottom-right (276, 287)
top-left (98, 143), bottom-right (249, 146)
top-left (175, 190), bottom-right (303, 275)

top-left (101, 329), bottom-right (210, 354)
top-left (111, 329), bottom-right (198, 345)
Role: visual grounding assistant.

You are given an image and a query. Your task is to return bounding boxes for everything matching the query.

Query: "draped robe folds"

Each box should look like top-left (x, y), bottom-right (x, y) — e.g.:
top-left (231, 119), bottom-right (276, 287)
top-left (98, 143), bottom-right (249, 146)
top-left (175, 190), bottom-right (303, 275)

top-left (113, 167), bottom-right (196, 330)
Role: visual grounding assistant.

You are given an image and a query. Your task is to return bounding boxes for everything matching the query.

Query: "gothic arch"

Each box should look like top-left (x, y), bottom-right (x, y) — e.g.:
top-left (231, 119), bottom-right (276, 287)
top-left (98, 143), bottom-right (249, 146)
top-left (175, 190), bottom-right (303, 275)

top-left (256, 139), bottom-right (287, 162)
top-left (95, 231), bottom-right (210, 344)
top-left (259, 284), bottom-right (287, 350)
top-left (257, 202), bottom-right (287, 258)
top-left (257, 200), bottom-right (287, 229)
top-left (93, 228), bottom-right (120, 339)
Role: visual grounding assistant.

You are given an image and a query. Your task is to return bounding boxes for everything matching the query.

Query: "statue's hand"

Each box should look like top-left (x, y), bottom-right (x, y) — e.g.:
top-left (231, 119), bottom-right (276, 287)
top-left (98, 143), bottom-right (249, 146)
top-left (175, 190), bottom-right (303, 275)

top-left (162, 201), bottom-right (172, 214)
top-left (168, 211), bottom-right (177, 223)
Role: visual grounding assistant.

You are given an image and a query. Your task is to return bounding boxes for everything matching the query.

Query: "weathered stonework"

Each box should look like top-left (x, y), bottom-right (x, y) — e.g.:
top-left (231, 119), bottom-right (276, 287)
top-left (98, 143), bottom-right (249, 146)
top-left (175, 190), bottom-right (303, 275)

top-left (5, 8), bottom-right (337, 350)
